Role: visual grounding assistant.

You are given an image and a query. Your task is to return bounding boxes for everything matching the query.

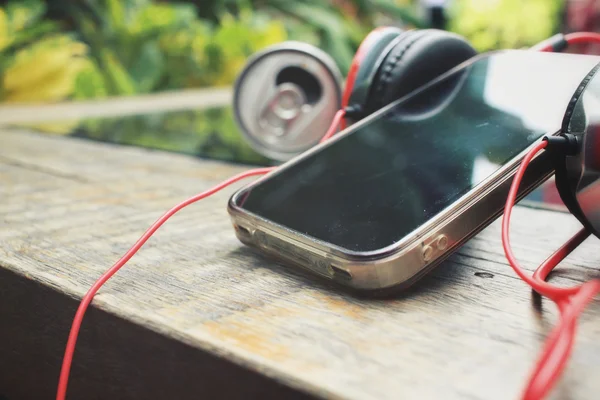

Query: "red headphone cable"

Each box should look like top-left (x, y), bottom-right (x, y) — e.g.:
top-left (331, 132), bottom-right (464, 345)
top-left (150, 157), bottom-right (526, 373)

top-left (320, 109), bottom-right (346, 143)
top-left (55, 167), bottom-right (274, 400)
top-left (501, 139), bottom-right (600, 400)
top-left (55, 102), bottom-right (345, 400)
top-left (531, 32), bottom-right (600, 52)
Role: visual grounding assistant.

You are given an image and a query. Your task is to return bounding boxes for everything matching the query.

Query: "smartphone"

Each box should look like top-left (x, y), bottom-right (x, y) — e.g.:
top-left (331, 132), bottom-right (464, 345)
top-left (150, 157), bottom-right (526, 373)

top-left (228, 49), bottom-right (600, 294)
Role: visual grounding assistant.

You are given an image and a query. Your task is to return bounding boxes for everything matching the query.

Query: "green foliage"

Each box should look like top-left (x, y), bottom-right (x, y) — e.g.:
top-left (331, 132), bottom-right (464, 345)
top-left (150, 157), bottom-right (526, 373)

top-left (2, 0), bottom-right (568, 100)
top-left (73, 58), bottom-right (108, 100)
top-left (2, 0), bottom-right (425, 100)
top-left (252, 0), bottom-right (422, 74)
top-left (448, 0), bottom-right (564, 51)
top-left (0, 0), bottom-right (88, 105)
top-left (155, 8), bottom-right (287, 90)
top-left (0, 0), bottom-right (58, 54)
top-left (68, 0), bottom-right (288, 99)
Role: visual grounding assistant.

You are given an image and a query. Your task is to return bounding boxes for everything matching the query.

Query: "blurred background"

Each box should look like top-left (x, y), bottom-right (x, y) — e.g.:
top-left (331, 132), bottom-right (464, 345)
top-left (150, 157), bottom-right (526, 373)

top-left (0, 0), bottom-right (598, 170)
top-left (1, 0), bottom-right (587, 104)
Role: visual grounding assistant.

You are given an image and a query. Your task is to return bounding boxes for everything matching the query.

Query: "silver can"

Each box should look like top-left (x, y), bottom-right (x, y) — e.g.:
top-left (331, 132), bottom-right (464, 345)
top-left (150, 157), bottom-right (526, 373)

top-left (233, 41), bottom-right (343, 161)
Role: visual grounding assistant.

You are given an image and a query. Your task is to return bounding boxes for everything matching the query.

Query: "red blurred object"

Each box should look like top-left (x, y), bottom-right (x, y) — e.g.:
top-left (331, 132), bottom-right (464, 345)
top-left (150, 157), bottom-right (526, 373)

top-left (565, 0), bottom-right (600, 54)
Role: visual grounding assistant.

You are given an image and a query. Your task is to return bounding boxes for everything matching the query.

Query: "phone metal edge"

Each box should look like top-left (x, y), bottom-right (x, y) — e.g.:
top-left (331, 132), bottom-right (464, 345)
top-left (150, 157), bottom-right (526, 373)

top-left (229, 131), bottom-right (554, 257)
top-left (227, 131), bottom-right (556, 291)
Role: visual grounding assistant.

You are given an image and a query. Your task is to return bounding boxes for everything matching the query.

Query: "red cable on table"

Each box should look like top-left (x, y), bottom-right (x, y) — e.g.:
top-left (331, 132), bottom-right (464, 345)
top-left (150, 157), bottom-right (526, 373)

top-left (56, 97), bottom-right (347, 400)
top-left (501, 140), bottom-right (600, 400)
top-left (55, 167), bottom-right (274, 400)
top-left (504, 35), bottom-right (600, 398)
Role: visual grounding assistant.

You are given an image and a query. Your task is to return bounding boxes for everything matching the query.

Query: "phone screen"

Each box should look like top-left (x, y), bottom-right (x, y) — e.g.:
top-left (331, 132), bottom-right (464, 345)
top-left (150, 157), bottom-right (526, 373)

top-left (234, 51), bottom-right (600, 253)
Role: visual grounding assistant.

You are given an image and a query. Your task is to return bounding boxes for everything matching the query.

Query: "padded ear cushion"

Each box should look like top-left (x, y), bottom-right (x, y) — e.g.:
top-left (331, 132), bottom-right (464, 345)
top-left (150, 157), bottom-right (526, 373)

top-left (343, 27), bottom-right (404, 112)
top-left (366, 29), bottom-right (477, 114)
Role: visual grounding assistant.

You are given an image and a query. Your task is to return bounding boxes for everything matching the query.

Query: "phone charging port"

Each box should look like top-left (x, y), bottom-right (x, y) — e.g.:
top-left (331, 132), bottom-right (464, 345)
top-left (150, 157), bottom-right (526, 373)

top-left (235, 225), bottom-right (252, 237)
top-left (330, 265), bottom-right (352, 281)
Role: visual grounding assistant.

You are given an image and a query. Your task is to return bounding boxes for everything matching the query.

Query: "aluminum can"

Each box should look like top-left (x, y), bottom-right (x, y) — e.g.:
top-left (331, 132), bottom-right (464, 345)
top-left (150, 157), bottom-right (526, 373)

top-left (233, 41), bottom-right (343, 161)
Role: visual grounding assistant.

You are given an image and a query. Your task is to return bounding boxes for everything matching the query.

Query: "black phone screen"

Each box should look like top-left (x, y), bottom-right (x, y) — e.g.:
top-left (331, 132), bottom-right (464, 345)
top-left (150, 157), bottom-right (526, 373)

top-left (234, 51), bottom-right (600, 253)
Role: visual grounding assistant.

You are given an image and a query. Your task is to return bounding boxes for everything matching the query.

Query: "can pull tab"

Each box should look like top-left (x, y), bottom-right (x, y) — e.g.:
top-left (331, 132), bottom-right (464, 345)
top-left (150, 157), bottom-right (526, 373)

top-left (232, 41), bottom-right (343, 161)
top-left (259, 83), bottom-right (310, 137)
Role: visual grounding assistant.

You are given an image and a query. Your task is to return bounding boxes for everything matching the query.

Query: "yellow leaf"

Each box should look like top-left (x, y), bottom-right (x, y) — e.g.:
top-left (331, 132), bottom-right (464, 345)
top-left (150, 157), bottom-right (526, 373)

top-left (251, 21), bottom-right (287, 52)
top-left (0, 8), bottom-right (9, 52)
top-left (4, 58), bottom-right (87, 103)
top-left (3, 35), bottom-right (87, 92)
top-left (10, 7), bottom-right (28, 32)
top-left (212, 56), bottom-right (247, 86)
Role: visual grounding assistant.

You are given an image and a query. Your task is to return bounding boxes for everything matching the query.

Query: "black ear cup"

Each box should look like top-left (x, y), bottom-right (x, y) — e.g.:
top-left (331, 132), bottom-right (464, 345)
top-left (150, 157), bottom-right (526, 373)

top-left (342, 27), bottom-right (404, 114)
top-left (555, 62), bottom-right (600, 238)
top-left (365, 29), bottom-right (477, 115)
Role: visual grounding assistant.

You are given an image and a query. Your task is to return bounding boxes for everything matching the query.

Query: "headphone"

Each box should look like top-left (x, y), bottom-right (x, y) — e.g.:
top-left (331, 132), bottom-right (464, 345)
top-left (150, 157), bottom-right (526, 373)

top-left (341, 27), bottom-right (476, 123)
top-left (233, 27), bottom-right (477, 160)
top-left (553, 61), bottom-right (600, 238)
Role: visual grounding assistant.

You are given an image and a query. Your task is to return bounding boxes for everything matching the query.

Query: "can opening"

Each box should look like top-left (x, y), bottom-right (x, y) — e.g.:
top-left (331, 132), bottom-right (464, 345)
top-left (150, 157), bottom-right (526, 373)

top-left (276, 66), bottom-right (322, 104)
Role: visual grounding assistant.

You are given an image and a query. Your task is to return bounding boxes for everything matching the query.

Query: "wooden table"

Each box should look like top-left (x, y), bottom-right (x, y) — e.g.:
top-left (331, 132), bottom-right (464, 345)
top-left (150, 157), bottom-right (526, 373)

top-left (1, 128), bottom-right (599, 400)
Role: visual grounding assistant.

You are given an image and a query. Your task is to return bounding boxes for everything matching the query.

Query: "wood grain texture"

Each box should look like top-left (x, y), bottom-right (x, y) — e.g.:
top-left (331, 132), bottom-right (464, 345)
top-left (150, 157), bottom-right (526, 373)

top-left (0, 87), bottom-right (231, 125)
top-left (0, 266), bottom-right (314, 400)
top-left (1, 128), bottom-right (600, 400)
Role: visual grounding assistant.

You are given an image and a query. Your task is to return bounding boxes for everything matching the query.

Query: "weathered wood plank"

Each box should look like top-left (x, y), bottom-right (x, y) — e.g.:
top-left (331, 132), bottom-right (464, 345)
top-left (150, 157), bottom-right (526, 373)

top-left (1, 128), bottom-right (599, 400)
top-left (0, 267), bottom-right (315, 400)
top-left (0, 87), bottom-right (232, 125)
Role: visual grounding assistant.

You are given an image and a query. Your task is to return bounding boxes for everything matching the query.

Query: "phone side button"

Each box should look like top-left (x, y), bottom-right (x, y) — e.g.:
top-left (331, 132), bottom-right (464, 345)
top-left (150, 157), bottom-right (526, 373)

top-left (436, 234), bottom-right (449, 251)
top-left (422, 244), bottom-right (434, 262)
top-left (422, 234), bottom-right (449, 261)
